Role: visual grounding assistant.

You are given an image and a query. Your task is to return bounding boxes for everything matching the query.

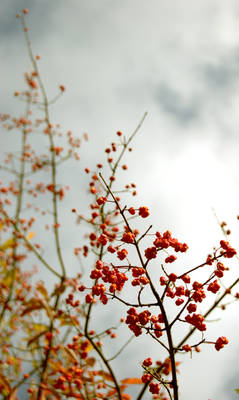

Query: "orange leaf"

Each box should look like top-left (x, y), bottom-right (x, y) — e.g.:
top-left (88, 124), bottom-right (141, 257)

top-left (48, 359), bottom-right (66, 374)
top-left (26, 231), bottom-right (35, 240)
top-left (21, 299), bottom-right (43, 316)
top-left (27, 330), bottom-right (48, 346)
top-left (9, 388), bottom-right (18, 400)
top-left (85, 357), bottom-right (96, 367)
top-left (0, 371), bottom-right (11, 392)
top-left (122, 395), bottom-right (131, 400)
top-left (36, 282), bottom-right (49, 300)
top-left (64, 392), bottom-right (83, 399)
top-left (51, 283), bottom-right (66, 297)
top-left (39, 298), bottom-right (53, 319)
top-left (121, 377), bottom-right (143, 385)
top-left (40, 387), bottom-right (61, 400)
top-left (98, 370), bottom-right (115, 382)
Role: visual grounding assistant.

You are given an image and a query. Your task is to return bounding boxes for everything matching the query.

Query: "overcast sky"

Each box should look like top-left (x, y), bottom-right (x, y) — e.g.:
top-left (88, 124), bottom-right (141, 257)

top-left (2, 1), bottom-right (239, 399)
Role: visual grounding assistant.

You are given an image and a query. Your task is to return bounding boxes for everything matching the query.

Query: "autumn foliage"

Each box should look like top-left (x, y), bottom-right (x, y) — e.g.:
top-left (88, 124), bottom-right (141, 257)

top-left (1, 9), bottom-right (239, 400)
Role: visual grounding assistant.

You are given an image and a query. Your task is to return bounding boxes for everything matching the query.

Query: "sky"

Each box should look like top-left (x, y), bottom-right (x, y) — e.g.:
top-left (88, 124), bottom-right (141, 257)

top-left (1, 1), bottom-right (239, 399)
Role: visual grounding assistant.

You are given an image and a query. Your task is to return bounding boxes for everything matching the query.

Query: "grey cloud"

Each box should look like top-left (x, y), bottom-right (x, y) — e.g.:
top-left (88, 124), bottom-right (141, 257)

top-left (152, 48), bottom-right (239, 128)
top-left (154, 83), bottom-right (201, 125)
top-left (200, 50), bottom-right (239, 91)
top-left (1, 0), bottom-right (55, 38)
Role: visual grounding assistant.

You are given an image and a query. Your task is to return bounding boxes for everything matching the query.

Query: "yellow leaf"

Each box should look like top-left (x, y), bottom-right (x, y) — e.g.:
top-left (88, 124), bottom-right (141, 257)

top-left (39, 298), bottom-right (53, 320)
top-left (59, 319), bottom-right (75, 327)
top-left (63, 346), bottom-right (78, 363)
top-left (0, 258), bottom-right (6, 266)
top-left (3, 274), bottom-right (14, 287)
top-left (26, 231), bottom-right (35, 240)
top-left (0, 238), bottom-right (14, 251)
top-left (32, 323), bottom-right (48, 332)
top-left (86, 342), bottom-right (93, 352)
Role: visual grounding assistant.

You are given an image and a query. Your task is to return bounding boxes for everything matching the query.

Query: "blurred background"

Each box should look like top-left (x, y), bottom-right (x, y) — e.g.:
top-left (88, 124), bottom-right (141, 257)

top-left (1, 1), bottom-right (239, 399)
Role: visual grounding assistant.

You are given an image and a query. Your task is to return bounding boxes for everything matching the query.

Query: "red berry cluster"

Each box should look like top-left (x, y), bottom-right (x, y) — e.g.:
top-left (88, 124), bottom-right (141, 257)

top-left (215, 336), bottom-right (229, 351)
top-left (144, 230), bottom-right (188, 262)
top-left (96, 196), bottom-right (107, 205)
top-left (153, 230), bottom-right (188, 252)
top-left (185, 313), bottom-right (207, 331)
top-left (182, 344), bottom-right (192, 352)
top-left (138, 206), bottom-right (150, 218)
top-left (220, 240), bottom-right (237, 258)
top-left (121, 231), bottom-right (135, 244)
top-left (145, 246), bottom-right (157, 260)
top-left (117, 249), bottom-right (128, 260)
top-left (88, 260), bottom-right (128, 303)
top-left (214, 262), bottom-right (226, 278)
top-left (191, 282), bottom-right (206, 303)
top-left (125, 308), bottom-right (163, 338)
top-left (149, 382), bottom-right (160, 394)
top-left (142, 357), bottom-right (153, 367)
top-left (207, 280), bottom-right (220, 294)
